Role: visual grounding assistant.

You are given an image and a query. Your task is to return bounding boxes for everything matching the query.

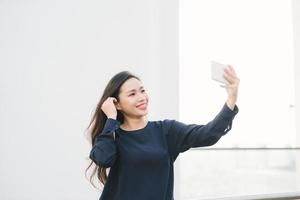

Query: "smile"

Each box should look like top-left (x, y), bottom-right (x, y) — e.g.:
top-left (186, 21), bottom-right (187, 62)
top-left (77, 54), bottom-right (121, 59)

top-left (136, 103), bottom-right (147, 109)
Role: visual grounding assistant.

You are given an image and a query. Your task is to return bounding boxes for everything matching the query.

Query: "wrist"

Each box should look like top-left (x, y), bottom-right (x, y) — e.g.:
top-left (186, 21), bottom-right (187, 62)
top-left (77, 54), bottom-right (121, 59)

top-left (226, 99), bottom-right (236, 110)
top-left (107, 115), bottom-right (117, 120)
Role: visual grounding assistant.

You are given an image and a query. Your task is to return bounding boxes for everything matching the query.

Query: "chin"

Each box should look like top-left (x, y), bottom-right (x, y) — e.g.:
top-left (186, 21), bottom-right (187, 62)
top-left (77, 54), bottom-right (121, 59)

top-left (139, 110), bottom-right (148, 115)
top-left (137, 110), bottom-right (148, 116)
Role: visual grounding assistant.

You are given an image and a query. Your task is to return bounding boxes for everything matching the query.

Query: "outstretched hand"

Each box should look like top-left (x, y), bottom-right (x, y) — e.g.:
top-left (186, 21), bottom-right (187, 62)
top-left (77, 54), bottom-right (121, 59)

top-left (221, 65), bottom-right (240, 109)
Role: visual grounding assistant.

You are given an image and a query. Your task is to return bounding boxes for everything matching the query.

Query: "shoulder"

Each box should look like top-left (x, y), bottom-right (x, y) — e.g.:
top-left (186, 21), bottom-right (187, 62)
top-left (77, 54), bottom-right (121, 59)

top-left (150, 119), bottom-right (177, 134)
top-left (151, 119), bottom-right (175, 126)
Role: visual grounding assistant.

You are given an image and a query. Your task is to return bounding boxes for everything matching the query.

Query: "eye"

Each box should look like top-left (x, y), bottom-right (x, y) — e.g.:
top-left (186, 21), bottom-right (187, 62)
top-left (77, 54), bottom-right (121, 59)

top-left (141, 89), bottom-right (146, 93)
top-left (129, 93), bottom-right (135, 96)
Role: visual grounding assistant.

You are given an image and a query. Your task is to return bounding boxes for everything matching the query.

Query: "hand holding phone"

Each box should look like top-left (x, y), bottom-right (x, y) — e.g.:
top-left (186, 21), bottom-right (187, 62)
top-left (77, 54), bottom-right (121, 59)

top-left (211, 61), bottom-right (240, 107)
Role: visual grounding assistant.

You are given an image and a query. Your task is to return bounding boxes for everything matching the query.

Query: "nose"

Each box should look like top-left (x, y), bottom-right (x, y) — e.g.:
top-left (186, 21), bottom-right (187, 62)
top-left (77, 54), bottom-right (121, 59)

top-left (138, 93), bottom-right (148, 103)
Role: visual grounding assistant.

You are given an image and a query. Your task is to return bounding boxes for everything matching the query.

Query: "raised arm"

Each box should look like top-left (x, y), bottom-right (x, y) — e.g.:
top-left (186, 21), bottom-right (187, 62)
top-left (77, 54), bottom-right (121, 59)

top-left (166, 102), bottom-right (239, 161)
top-left (89, 118), bottom-right (120, 167)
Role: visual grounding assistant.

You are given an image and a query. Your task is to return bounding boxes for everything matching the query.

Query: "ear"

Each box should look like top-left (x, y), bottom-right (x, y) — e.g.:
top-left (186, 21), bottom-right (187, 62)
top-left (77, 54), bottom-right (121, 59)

top-left (115, 101), bottom-right (122, 110)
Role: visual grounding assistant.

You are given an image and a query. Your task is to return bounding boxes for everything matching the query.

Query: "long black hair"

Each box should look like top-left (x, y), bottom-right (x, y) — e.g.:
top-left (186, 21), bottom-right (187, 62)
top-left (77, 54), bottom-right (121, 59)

top-left (85, 71), bottom-right (140, 189)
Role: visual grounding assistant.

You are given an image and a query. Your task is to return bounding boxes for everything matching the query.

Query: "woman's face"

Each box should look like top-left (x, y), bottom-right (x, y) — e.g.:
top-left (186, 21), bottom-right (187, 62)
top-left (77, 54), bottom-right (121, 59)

top-left (116, 78), bottom-right (149, 118)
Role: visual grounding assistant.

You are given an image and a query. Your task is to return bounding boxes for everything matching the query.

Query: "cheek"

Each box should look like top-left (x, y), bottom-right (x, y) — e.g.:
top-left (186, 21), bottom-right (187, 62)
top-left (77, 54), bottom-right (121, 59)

top-left (145, 94), bottom-right (149, 101)
top-left (122, 97), bottom-right (136, 107)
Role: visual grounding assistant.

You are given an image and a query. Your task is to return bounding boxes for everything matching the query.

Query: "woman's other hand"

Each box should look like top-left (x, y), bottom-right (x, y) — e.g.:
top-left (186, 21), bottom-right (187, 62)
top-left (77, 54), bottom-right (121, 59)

top-left (101, 97), bottom-right (118, 119)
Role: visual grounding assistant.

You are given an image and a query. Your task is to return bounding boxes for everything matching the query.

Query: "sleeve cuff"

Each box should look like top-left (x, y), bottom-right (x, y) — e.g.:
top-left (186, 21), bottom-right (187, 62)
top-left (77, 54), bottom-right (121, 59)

top-left (101, 118), bottom-right (121, 135)
top-left (220, 102), bottom-right (239, 119)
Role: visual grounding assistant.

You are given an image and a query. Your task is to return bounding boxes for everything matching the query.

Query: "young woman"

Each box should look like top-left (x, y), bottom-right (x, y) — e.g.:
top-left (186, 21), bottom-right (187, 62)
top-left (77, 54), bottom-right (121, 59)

top-left (86, 67), bottom-right (240, 200)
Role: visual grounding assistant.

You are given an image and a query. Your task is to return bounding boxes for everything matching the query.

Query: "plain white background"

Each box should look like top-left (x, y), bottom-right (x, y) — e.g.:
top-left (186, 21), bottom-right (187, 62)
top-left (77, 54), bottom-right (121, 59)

top-left (0, 0), bottom-right (179, 199)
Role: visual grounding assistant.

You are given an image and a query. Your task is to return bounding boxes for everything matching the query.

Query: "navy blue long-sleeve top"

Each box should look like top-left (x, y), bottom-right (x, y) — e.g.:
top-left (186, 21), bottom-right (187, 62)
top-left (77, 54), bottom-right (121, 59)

top-left (89, 103), bottom-right (239, 200)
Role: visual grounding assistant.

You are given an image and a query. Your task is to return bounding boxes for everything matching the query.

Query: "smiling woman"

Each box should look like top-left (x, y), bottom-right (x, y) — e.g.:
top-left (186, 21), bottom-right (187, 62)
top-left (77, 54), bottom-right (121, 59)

top-left (85, 70), bottom-right (239, 200)
top-left (113, 78), bottom-right (149, 131)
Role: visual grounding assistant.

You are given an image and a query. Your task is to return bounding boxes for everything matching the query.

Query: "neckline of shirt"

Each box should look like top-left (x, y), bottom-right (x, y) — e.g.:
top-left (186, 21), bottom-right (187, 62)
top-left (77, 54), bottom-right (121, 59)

top-left (118, 121), bottom-right (151, 134)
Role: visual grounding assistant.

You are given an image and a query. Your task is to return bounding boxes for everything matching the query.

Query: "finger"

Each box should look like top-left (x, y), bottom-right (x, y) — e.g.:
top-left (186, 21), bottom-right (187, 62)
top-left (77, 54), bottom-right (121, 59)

top-left (228, 65), bottom-right (237, 76)
top-left (109, 97), bottom-right (117, 104)
top-left (223, 72), bottom-right (235, 83)
top-left (224, 69), bottom-right (238, 82)
top-left (112, 98), bottom-right (118, 103)
top-left (225, 84), bottom-right (237, 88)
top-left (224, 67), bottom-right (236, 78)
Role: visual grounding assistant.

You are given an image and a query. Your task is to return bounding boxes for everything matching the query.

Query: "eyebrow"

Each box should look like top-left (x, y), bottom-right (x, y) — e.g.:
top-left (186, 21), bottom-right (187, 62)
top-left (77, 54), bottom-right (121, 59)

top-left (126, 86), bottom-right (144, 93)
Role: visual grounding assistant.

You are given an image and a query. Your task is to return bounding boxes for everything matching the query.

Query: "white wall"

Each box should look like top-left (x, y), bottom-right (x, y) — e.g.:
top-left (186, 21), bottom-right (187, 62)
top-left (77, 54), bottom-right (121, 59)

top-left (293, 0), bottom-right (300, 147)
top-left (292, 0), bottom-right (300, 190)
top-left (0, 1), bottom-right (179, 199)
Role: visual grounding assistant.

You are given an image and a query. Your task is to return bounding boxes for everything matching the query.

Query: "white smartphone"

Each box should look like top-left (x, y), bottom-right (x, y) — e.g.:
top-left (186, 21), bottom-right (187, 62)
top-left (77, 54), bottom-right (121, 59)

top-left (211, 60), bottom-right (229, 85)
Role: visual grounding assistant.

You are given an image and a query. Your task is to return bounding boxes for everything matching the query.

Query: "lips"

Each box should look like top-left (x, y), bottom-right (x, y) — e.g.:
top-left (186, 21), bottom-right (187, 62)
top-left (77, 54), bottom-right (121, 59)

top-left (136, 103), bottom-right (147, 108)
